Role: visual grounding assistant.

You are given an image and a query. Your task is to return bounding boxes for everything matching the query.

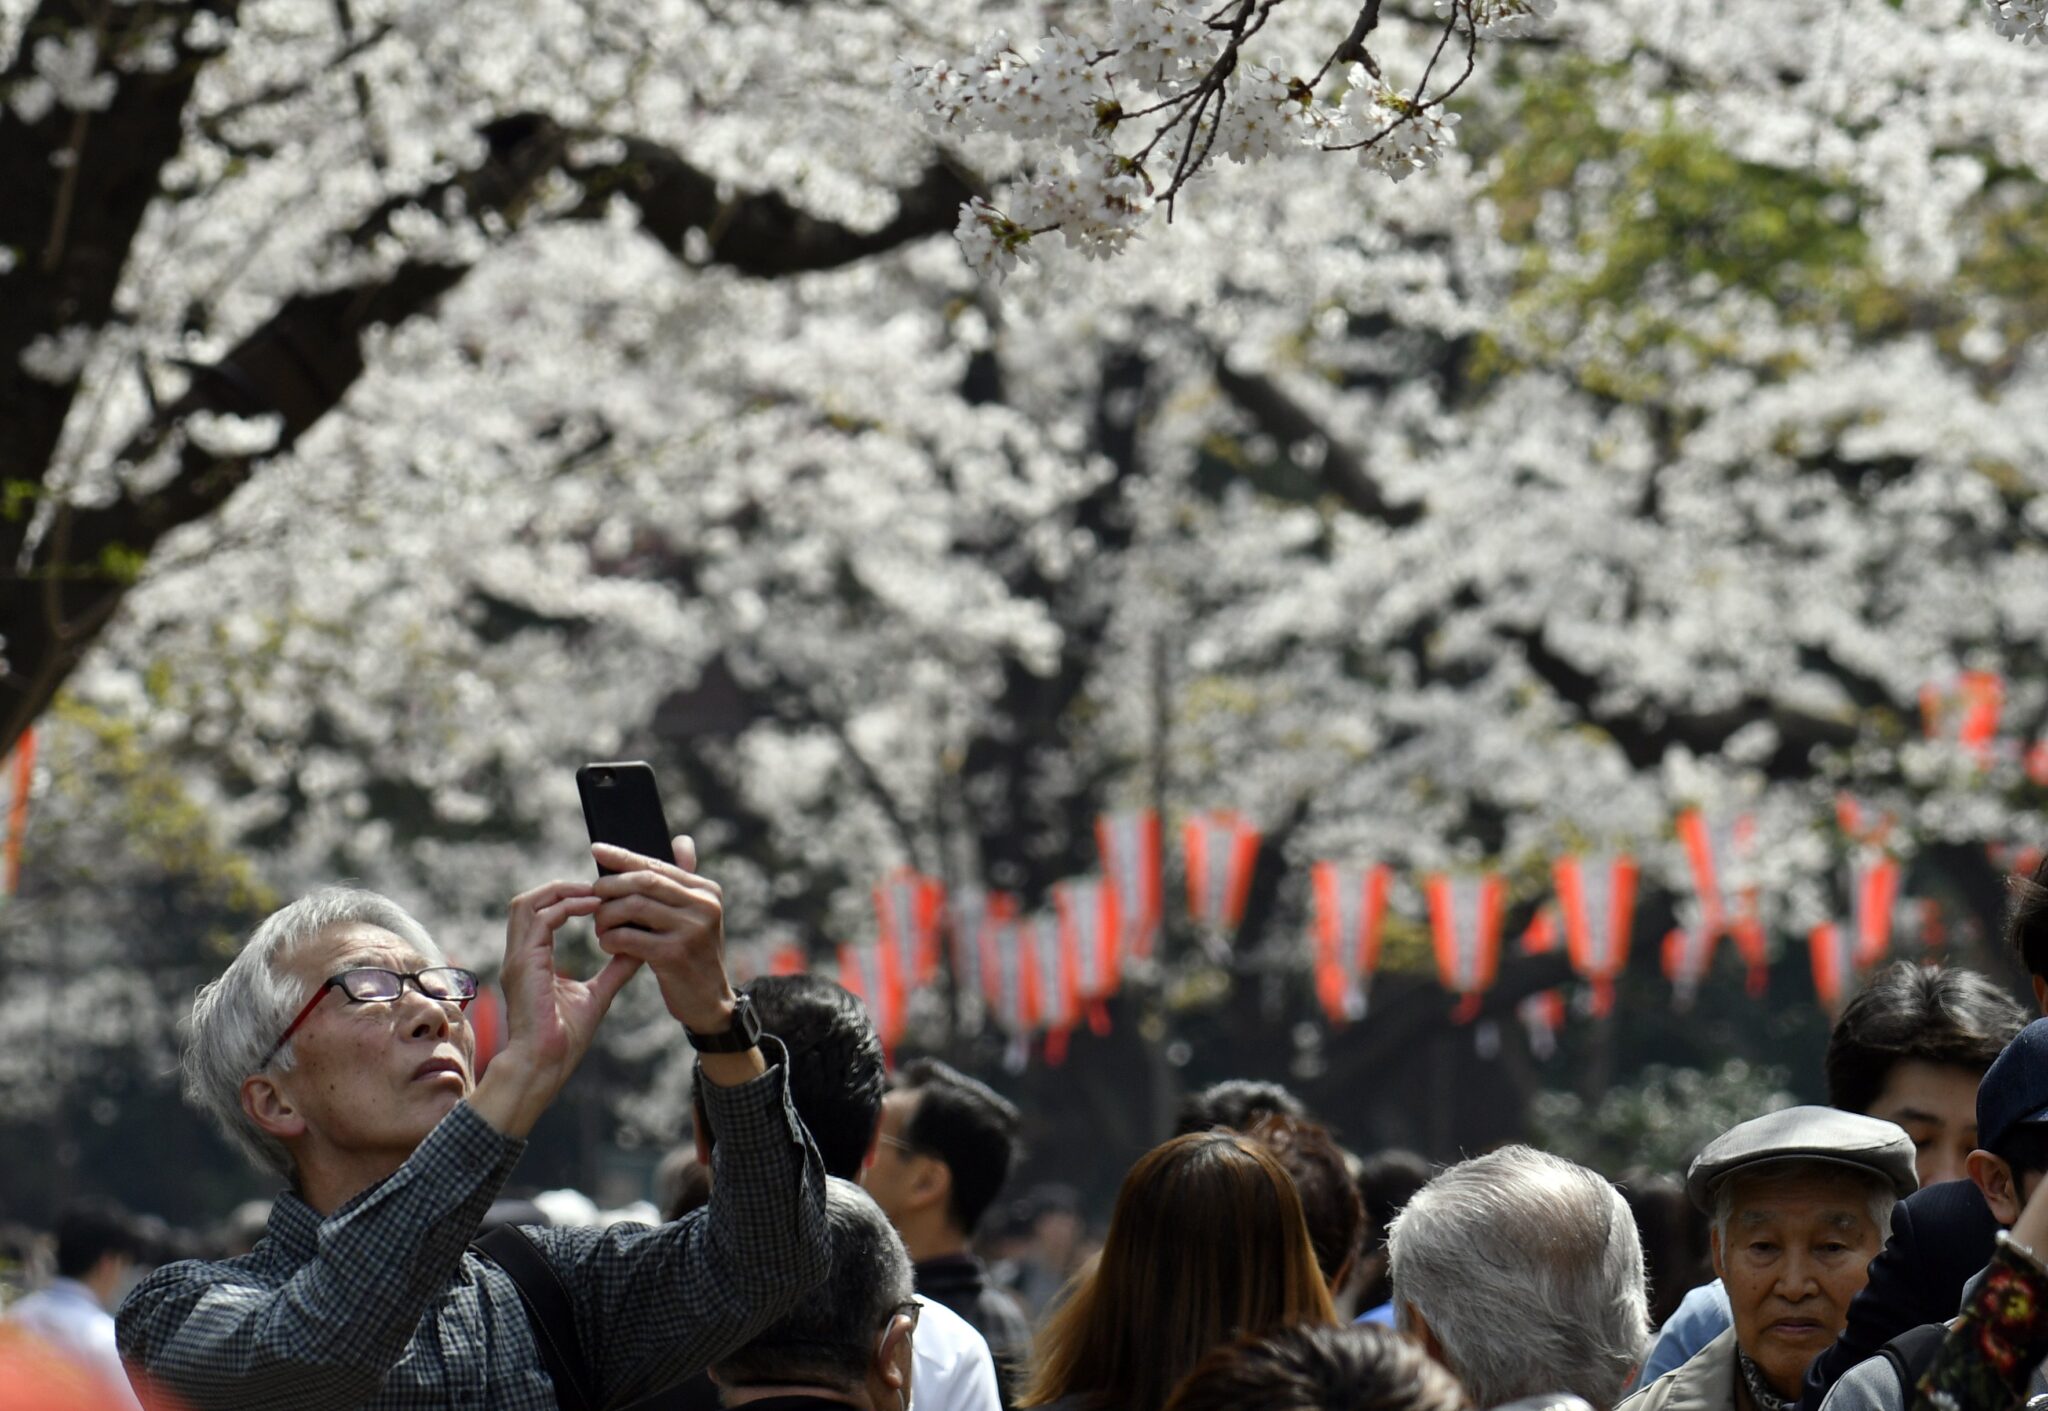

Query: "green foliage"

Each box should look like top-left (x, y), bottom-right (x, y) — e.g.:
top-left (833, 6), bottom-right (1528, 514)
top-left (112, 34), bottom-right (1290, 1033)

top-left (1529, 1058), bottom-right (1798, 1177)
top-left (47, 696), bottom-right (277, 931)
top-left (1477, 61), bottom-right (1878, 399)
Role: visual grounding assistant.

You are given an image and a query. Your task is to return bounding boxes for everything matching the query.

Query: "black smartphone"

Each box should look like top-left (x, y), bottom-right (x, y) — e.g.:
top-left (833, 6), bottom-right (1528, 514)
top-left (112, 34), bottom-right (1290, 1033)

top-left (576, 761), bottom-right (674, 876)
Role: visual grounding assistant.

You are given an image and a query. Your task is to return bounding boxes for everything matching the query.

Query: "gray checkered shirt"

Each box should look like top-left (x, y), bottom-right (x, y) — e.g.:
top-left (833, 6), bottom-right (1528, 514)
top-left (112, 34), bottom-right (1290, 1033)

top-left (117, 1040), bottom-right (827, 1410)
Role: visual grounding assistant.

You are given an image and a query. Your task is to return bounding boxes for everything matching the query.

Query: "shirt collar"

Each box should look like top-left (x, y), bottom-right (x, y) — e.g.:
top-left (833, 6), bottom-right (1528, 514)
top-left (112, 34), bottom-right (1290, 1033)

top-left (40, 1277), bottom-right (102, 1307)
top-left (265, 1189), bottom-right (325, 1259)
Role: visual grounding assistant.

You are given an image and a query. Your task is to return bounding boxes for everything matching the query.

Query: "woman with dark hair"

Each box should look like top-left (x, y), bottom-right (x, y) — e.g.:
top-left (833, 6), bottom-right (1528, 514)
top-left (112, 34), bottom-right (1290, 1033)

top-left (1021, 1130), bottom-right (1336, 1411)
top-left (1162, 1323), bottom-right (1469, 1411)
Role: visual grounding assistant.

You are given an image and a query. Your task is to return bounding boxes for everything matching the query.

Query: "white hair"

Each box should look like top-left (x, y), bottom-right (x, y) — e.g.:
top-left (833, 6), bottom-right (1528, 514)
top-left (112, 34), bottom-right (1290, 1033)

top-left (1388, 1145), bottom-right (1650, 1411)
top-left (182, 887), bottom-right (442, 1177)
top-left (711, 1179), bottom-right (914, 1392)
top-left (1710, 1159), bottom-right (1897, 1248)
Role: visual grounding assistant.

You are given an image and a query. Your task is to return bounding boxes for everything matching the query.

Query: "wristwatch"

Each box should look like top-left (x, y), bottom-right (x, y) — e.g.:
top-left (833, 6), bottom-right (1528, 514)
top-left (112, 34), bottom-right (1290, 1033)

top-left (685, 991), bottom-right (762, 1053)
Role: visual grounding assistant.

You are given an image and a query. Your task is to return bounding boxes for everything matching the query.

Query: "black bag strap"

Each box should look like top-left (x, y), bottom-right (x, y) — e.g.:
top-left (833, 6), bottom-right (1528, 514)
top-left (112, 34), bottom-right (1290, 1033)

top-left (1878, 1321), bottom-right (1951, 1395)
top-left (473, 1224), bottom-right (598, 1411)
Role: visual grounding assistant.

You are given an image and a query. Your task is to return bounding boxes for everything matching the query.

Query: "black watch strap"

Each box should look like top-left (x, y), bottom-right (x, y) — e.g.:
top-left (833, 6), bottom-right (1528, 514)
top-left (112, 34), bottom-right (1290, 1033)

top-left (685, 991), bottom-right (762, 1053)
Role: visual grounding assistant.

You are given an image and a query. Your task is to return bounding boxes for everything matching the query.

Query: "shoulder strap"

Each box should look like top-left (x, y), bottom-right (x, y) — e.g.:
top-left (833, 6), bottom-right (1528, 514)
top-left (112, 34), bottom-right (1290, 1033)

top-left (1878, 1322), bottom-right (1951, 1392)
top-left (473, 1224), bottom-right (598, 1411)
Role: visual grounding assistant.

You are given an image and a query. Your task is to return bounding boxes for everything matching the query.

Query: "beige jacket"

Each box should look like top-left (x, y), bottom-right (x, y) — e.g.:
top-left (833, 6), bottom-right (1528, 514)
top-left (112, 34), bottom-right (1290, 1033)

top-left (1617, 1327), bottom-right (1741, 1411)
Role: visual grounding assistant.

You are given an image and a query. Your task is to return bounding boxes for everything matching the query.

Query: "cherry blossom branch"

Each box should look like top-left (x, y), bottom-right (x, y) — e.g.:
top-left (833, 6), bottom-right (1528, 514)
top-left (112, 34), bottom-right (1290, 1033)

top-left (897, 0), bottom-right (1546, 278)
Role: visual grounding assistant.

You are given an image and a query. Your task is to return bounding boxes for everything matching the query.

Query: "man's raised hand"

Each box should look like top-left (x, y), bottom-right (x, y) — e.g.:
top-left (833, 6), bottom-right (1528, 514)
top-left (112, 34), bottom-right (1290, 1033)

top-left (589, 836), bottom-right (738, 1038)
top-left (470, 879), bottom-right (641, 1137)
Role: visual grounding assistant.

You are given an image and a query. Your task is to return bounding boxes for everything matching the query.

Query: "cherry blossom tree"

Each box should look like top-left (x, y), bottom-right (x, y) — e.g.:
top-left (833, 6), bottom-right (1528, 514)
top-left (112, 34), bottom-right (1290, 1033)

top-left (10, 0), bottom-right (2048, 1208)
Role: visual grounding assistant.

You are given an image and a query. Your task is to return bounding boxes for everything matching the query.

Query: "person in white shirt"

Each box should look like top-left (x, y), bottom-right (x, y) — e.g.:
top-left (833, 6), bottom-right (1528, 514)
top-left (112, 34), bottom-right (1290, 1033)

top-left (684, 974), bottom-right (1002, 1411)
top-left (6, 1203), bottom-right (145, 1410)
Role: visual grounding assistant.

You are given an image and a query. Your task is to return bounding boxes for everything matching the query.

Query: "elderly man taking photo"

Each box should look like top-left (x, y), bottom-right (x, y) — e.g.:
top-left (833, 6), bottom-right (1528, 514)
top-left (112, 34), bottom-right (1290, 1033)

top-left (118, 838), bottom-right (828, 1410)
top-left (1619, 1107), bottom-right (1917, 1411)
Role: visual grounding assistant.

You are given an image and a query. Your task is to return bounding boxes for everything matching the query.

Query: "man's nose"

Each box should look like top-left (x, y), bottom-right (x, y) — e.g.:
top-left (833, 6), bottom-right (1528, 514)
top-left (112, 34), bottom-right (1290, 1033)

top-left (1775, 1252), bottom-right (1821, 1299)
top-left (398, 984), bottom-right (456, 1040)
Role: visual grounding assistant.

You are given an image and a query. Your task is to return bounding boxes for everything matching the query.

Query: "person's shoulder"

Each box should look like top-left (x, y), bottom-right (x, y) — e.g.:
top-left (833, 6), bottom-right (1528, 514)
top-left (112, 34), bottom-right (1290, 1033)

top-left (1894, 1179), bottom-right (1995, 1231)
top-left (914, 1293), bottom-right (995, 1370)
top-left (113, 1255), bottom-right (265, 1355)
top-left (1816, 1347), bottom-right (1906, 1411)
top-left (1629, 1325), bottom-right (1740, 1411)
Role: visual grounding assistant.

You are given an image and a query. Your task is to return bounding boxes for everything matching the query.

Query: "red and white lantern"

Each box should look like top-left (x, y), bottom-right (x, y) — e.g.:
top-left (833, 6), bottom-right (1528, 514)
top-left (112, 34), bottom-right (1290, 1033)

top-left (1552, 853), bottom-right (1638, 1017)
top-left (1184, 809), bottom-right (1262, 939)
top-left (1309, 861), bottom-right (1391, 1025)
top-left (1426, 872), bottom-right (1506, 1022)
top-left (1097, 810), bottom-right (1164, 963)
top-left (1675, 808), bottom-right (1769, 995)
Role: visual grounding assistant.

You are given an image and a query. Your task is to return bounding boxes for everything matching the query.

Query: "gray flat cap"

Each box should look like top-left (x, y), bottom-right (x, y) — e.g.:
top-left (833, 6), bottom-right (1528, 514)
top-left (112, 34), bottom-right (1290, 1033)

top-left (1685, 1105), bottom-right (1919, 1212)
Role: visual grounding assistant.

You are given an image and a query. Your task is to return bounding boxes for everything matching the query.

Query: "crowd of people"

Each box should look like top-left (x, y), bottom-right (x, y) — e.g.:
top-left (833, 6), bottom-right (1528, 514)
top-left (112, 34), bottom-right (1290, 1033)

top-left (11, 837), bottom-right (2048, 1411)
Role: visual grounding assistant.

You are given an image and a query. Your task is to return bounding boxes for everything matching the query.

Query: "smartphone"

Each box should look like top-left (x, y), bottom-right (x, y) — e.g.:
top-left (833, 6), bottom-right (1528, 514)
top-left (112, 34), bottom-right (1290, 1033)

top-left (576, 762), bottom-right (674, 876)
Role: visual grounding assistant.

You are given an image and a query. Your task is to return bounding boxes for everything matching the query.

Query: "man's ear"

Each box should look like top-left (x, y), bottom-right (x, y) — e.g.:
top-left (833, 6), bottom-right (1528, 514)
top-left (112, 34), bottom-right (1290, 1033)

top-left (1403, 1304), bottom-right (1447, 1366)
top-left (1970, 1149), bottom-right (2024, 1225)
top-left (241, 1073), bottom-right (307, 1143)
top-left (2033, 974), bottom-right (2048, 1019)
top-left (872, 1310), bottom-right (915, 1405)
top-left (1709, 1224), bottom-right (1727, 1283)
top-left (908, 1148), bottom-right (946, 1202)
top-left (865, 1115), bottom-right (883, 1172)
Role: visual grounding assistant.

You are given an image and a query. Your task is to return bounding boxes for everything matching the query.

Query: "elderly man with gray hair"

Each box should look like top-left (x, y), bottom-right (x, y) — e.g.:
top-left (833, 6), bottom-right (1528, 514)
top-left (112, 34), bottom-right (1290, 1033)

top-left (117, 838), bottom-right (829, 1410)
top-left (1387, 1144), bottom-right (1651, 1411)
top-left (709, 1178), bottom-right (921, 1411)
top-left (1619, 1108), bottom-right (1917, 1411)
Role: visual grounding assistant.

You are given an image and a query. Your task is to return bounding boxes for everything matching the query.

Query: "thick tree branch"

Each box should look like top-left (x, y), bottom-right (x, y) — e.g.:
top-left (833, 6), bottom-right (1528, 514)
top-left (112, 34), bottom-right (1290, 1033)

top-left (1, 0), bottom-right (244, 556)
top-left (1511, 626), bottom-right (1860, 776)
top-left (1209, 356), bottom-right (1425, 527)
top-left (564, 138), bottom-right (976, 277)
top-left (0, 99), bottom-right (981, 755)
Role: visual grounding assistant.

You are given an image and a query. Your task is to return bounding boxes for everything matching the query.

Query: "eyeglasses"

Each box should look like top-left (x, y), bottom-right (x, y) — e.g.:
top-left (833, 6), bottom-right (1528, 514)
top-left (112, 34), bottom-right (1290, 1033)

top-left (877, 1134), bottom-right (927, 1160)
top-left (262, 967), bottom-right (479, 1069)
top-left (885, 1300), bottom-right (922, 1336)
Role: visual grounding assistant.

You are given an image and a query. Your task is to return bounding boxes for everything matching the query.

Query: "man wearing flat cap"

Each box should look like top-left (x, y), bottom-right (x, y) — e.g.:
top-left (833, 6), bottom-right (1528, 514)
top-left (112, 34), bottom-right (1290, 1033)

top-left (1618, 1107), bottom-right (1917, 1411)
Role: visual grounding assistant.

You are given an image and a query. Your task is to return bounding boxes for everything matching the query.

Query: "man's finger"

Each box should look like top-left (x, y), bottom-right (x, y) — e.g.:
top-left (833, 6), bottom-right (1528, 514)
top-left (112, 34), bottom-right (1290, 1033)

top-left (672, 835), bottom-right (697, 873)
top-left (535, 895), bottom-right (601, 930)
top-left (593, 892), bottom-right (709, 936)
top-left (585, 954), bottom-right (644, 1010)
top-left (591, 867), bottom-right (697, 904)
top-left (591, 842), bottom-right (690, 882)
top-left (595, 928), bottom-right (657, 961)
top-left (513, 880), bottom-right (598, 913)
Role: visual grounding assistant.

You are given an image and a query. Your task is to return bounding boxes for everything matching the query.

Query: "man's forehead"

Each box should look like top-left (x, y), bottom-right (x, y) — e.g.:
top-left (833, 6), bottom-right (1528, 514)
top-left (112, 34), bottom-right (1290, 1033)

top-left (301, 921), bottom-right (426, 970)
top-left (1729, 1182), bottom-right (1875, 1227)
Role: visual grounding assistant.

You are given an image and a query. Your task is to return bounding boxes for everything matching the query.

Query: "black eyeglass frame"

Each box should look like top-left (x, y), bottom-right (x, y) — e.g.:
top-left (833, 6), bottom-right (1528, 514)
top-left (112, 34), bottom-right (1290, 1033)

top-left (261, 966), bottom-right (479, 1069)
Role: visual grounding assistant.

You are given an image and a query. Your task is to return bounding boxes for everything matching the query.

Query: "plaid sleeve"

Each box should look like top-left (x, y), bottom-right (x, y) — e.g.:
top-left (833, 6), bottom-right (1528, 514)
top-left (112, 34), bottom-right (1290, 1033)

top-left (537, 1036), bottom-right (829, 1405)
top-left (116, 1103), bottom-right (522, 1411)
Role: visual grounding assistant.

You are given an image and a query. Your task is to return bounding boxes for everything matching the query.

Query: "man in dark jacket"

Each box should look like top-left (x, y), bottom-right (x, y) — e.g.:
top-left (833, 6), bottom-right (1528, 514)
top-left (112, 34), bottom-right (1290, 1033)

top-left (863, 1059), bottom-right (1033, 1406)
top-left (1797, 864), bottom-right (2048, 1411)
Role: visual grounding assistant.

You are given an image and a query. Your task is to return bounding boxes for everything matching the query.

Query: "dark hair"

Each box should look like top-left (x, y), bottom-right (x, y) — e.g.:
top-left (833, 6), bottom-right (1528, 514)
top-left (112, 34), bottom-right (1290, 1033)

top-left (655, 1149), bottom-right (712, 1223)
top-left (2009, 858), bottom-right (2048, 984)
top-left (1163, 1323), bottom-right (1470, 1411)
top-left (1023, 1131), bottom-right (1336, 1411)
top-left (1993, 1123), bottom-right (2048, 1187)
top-left (695, 974), bottom-right (885, 1179)
top-left (1824, 962), bottom-right (2026, 1114)
top-left (1357, 1150), bottom-right (1431, 1247)
top-left (711, 1178), bottom-right (914, 1392)
top-left (1173, 1080), bottom-right (1309, 1138)
top-left (53, 1202), bottom-right (143, 1280)
top-left (1247, 1115), bottom-right (1365, 1287)
top-left (895, 1058), bottom-right (1022, 1236)
top-left (1618, 1171), bottom-right (1710, 1329)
